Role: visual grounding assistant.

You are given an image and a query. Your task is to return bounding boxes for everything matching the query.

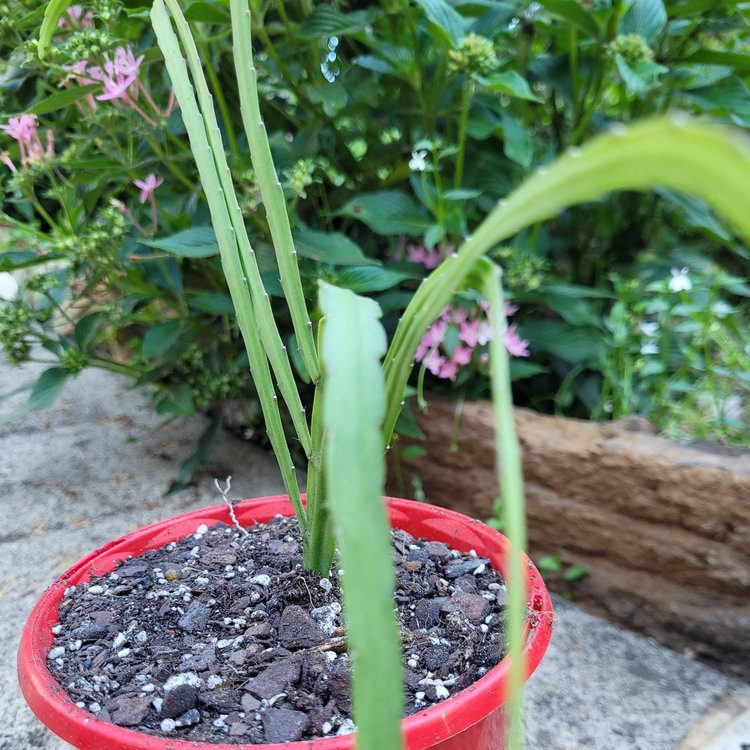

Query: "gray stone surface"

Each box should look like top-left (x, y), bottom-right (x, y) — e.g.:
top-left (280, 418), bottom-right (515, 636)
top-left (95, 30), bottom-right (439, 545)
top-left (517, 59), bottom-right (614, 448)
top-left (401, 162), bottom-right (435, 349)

top-left (0, 357), bottom-right (746, 749)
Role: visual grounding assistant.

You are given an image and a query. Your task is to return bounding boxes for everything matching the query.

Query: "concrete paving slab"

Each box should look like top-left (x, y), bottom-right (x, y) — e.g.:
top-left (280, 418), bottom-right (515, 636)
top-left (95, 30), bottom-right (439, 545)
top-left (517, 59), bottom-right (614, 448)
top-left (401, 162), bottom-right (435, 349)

top-left (1, 356), bottom-right (746, 749)
top-left (677, 692), bottom-right (750, 750)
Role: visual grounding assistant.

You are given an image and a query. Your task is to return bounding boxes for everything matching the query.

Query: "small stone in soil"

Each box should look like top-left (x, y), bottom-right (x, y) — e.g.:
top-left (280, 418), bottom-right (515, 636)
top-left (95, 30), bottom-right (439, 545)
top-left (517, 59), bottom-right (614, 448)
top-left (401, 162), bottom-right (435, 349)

top-left (108, 695), bottom-right (152, 727)
top-left (178, 601), bottom-right (209, 633)
top-left (441, 592), bottom-right (490, 625)
top-left (244, 659), bottom-right (301, 699)
top-left (160, 683), bottom-right (198, 719)
top-left (262, 707), bottom-right (310, 743)
top-left (277, 605), bottom-right (326, 649)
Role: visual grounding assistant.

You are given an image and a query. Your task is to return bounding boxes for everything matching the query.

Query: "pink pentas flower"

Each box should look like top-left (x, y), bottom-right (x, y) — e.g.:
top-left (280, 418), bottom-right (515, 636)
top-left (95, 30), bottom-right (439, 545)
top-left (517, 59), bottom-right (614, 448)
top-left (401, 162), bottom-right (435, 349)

top-left (58, 5), bottom-right (93, 27)
top-left (407, 244), bottom-right (443, 270)
top-left (113, 47), bottom-right (145, 77)
top-left (458, 319), bottom-right (482, 348)
top-left (505, 324), bottom-right (530, 357)
top-left (438, 359), bottom-right (458, 381)
top-left (453, 344), bottom-right (474, 366)
top-left (1, 114), bottom-right (37, 142)
top-left (97, 73), bottom-right (138, 102)
top-left (134, 173), bottom-right (164, 203)
top-left (0, 114), bottom-right (54, 168)
top-left (414, 297), bottom-right (530, 380)
top-left (423, 350), bottom-right (446, 377)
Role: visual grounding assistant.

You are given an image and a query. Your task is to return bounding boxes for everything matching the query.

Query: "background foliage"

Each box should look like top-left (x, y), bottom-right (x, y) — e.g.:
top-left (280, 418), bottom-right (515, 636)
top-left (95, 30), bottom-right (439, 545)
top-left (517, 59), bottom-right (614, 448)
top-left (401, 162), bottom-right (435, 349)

top-left (1, 0), bottom-right (749, 485)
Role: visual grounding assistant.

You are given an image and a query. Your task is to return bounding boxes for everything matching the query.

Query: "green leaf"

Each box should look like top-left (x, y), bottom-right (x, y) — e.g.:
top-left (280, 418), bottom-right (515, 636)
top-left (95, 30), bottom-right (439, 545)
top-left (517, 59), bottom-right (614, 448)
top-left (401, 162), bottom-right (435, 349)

top-left (413, 0), bottom-right (467, 47)
top-left (678, 49), bottom-right (750, 71)
top-left (481, 70), bottom-right (542, 102)
top-left (502, 114), bottom-right (533, 168)
top-left (142, 227), bottom-right (219, 258)
top-left (74, 311), bottom-right (107, 351)
top-left (510, 359), bottom-right (547, 380)
top-left (538, 0), bottom-right (600, 36)
top-left (685, 78), bottom-right (750, 128)
top-left (334, 265), bottom-right (419, 293)
top-left (28, 85), bottom-right (100, 115)
top-left (188, 292), bottom-right (235, 315)
top-left (400, 444), bottom-right (427, 460)
top-left (0, 251), bottom-right (42, 271)
top-left (155, 383), bottom-right (196, 416)
top-left (320, 283), bottom-right (403, 750)
top-left (620, 0), bottom-right (667, 43)
top-left (564, 564), bottom-right (589, 582)
top-left (353, 55), bottom-right (396, 75)
top-left (298, 5), bottom-right (373, 38)
top-left (8, 367), bottom-right (70, 421)
top-left (142, 320), bottom-right (182, 357)
top-left (183, 1), bottom-right (230, 22)
top-left (293, 228), bottom-right (376, 266)
top-left (521, 320), bottom-right (604, 363)
top-left (38, 0), bottom-right (72, 57)
top-left (337, 191), bottom-right (431, 236)
top-left (424, 224), bottom-right (446, 248)
top-left (615, 55), bottom-right (667, 95)
top-left (443, 188), bottom-right (482, 201)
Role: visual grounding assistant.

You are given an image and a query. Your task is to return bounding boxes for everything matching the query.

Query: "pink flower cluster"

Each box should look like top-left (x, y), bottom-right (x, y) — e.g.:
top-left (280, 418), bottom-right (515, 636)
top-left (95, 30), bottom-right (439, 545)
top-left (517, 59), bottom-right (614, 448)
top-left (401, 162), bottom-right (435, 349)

top-left (415, 301), bottom-right (530, 381)
top-left (0, 114), bottom-right (55, 172)
top-left (57, 5), bottom-right (94, 28)
top-left (63, 47), bottom-right (175, 126)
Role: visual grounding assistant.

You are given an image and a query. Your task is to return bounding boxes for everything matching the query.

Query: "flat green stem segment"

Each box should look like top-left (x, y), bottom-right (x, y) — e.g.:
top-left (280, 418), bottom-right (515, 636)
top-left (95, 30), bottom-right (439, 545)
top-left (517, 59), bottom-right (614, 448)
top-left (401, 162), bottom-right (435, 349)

top-left (231, 0), bottom-right (320, 384)
top-left (160, 0), bottom-right (311, 457)
top-left (383, 116), bottom-right (750, 443)
top-left (39, 0), bottom-right (72, 56)
top-left (151, 0), bottom-right (306, 536)
top-left (303, 320), bottom-right (336, 575)
top-left (482, 259), bottom-right (527, 750)
top-left (320, 283), bottom-right (404, 750)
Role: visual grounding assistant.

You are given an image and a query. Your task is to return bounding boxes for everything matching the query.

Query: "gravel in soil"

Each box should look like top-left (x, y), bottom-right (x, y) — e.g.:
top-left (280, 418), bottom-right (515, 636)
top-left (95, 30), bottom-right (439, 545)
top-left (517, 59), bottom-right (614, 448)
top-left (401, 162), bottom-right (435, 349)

top-left (48, 516), bottom-right (508, 744)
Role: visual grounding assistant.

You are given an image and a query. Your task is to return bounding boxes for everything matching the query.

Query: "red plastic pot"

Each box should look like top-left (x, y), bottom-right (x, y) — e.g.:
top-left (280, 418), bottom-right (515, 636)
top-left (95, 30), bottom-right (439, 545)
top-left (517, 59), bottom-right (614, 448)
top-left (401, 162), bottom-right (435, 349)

top-left (19, 496), bottom-right (553, 750)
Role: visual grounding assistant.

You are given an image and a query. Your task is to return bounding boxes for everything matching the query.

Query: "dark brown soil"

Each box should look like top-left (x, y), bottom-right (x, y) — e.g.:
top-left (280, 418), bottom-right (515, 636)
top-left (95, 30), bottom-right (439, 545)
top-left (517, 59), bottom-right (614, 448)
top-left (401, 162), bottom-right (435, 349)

top-left (48, 516), bottom-right (507, 743)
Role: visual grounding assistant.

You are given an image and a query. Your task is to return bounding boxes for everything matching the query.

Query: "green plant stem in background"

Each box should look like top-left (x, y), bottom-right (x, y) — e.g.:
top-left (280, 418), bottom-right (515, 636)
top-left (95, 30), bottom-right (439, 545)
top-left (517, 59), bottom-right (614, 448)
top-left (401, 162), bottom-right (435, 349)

top-left (454, 79), bottom-right (473, 188)
top-left (320, 283), bottom-right (404, 750)
top-left (483, 260), bottom-right (527, 750)
top-left (231, 0), bottom-right (321, 384)
top-left (382, 116), bottom-right (750, 445)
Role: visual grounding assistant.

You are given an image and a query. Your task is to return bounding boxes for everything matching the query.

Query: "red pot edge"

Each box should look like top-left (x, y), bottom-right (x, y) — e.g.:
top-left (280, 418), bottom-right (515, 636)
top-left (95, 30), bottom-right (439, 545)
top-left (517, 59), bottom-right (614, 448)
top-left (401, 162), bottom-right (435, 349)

top-left (18, 495), bottom-right (554, 750)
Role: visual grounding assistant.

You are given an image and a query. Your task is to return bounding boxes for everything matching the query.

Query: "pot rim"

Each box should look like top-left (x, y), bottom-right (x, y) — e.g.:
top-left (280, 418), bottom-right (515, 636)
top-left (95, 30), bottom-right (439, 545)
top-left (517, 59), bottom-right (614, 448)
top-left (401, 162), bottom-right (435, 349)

top-left (19, 495), bottom-right (553, 750)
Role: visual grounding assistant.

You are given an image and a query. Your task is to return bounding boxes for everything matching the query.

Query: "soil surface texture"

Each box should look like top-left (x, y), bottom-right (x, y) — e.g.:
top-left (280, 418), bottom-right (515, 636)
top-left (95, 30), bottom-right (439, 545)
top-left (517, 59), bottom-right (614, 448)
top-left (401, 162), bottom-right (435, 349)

top-left (48, 515), bottom-right (507, 744)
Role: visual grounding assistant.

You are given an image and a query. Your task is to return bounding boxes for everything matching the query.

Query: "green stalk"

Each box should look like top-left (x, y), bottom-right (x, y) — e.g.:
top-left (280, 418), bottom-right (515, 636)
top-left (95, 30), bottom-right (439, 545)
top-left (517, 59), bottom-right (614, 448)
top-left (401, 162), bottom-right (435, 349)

top-left (151, 0), bottom-right (306, 536)
top-left (231, 0), bottom-right (321, 384)
top-left (382, 117), bottom-right (750, 444)
top-left (483, 261), bottom-right (527, 750)
top-left (161, 0), bottom-right (312, 457)
top-left (454, 78), bottom-right (472, 189)
top-left (303, 323), bottom-right (336, 575)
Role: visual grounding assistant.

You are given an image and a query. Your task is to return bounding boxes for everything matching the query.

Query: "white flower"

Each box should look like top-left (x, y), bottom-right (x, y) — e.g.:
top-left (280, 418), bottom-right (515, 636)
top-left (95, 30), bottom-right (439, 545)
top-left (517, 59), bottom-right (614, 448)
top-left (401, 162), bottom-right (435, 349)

top-left (0, 272), bottom-right (18, 301)
top-left (409, 149), bottom-right (428, 172)
top-left (711, 301), bottom-right (732, 319)
top-left (640, 321), bottom-right (659, 337)
top-left (668, 267), bottom-right (692, 293)
top-left (640, 342), bottom-right (660, 355)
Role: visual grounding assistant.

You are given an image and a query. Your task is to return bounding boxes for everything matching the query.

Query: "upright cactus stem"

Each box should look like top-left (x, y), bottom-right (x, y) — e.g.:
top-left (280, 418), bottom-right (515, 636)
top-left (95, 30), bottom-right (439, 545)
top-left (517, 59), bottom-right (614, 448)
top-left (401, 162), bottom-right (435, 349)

top-left (231, 0), bottom-right (321, 385)
top-left (161, 0), bottom-right (312, 459)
